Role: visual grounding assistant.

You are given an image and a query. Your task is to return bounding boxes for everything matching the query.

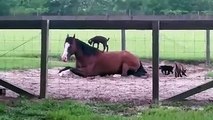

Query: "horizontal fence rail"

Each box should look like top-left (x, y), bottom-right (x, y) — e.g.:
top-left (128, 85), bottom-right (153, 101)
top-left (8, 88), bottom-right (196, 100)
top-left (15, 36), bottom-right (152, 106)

top-left (0, 15), bottom-right (213, 29)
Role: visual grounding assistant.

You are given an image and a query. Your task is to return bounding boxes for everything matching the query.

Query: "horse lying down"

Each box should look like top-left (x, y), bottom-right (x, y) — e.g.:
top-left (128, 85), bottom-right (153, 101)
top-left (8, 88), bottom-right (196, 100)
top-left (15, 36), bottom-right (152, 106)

top-left (59, 34), bottom-right (149, 78)
top-left (58, 61), bottom-right (148, 78)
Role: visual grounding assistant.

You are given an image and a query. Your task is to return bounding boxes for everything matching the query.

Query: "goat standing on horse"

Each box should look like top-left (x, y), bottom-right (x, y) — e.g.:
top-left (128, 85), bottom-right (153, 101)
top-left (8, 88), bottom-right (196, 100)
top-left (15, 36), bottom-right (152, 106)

top-left (88, 36), bottom-right (109, 52)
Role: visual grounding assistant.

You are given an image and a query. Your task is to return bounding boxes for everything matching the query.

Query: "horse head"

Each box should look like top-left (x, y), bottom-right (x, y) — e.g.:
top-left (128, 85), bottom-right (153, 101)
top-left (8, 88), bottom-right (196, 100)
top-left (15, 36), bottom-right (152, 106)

top-left (61, 34), bottom-right (77, 62)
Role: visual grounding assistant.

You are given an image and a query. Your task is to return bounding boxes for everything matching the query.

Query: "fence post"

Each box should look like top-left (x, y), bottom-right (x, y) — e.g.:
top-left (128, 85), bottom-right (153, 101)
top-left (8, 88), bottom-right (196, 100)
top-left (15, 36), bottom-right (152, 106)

top-left (152, 21), bottom-right (160, 104)
top-left (206, 30), bottom-right (210, 66)
top-left (40, 20), bottom-right (49, 98)
top-left (121, 29), bottom-right (126, 50)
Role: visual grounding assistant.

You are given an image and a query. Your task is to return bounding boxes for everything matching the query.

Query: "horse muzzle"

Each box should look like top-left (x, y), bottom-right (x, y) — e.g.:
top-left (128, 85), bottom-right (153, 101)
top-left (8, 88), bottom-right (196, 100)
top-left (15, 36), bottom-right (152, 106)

top-left (61, 56), bottom-right (68, 62)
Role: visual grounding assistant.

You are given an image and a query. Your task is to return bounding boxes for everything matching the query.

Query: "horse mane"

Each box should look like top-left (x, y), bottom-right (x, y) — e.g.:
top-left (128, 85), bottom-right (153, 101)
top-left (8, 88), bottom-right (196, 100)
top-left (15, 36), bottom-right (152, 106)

top-left (75, 39), bottom-right (100, 56)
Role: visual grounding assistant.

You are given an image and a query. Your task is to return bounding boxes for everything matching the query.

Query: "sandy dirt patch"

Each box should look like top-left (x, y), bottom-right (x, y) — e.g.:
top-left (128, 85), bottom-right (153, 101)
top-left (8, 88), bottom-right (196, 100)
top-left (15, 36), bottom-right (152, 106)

top-left (0, 62), bottom-right (212, 104)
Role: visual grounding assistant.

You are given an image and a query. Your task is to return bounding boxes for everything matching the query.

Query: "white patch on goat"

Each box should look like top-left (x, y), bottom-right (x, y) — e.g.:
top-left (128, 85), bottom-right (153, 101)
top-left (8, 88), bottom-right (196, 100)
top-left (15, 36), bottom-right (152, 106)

top-left (61, 42), bottom-right (70, 61)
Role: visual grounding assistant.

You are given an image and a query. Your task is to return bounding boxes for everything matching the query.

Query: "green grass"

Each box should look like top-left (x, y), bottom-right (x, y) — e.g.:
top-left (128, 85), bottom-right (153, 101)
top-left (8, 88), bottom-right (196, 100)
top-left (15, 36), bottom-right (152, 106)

top-left (0, 99), bottom-right (130, 120)
top-left (206, 71), bottom-right (213, 78)
top-left (0, 29), bottom-right (212, 70)
top-left (0, 57), bottom-right (73, 70)
top-left (137, 106), bottom-right (213, 120)
top-left (0, 99), bottom-right (213, 120)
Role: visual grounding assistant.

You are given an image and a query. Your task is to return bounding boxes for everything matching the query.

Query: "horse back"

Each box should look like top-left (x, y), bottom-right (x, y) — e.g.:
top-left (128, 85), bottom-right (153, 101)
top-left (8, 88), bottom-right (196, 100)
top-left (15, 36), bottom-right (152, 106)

top-left (93, 51), bottom-right (140, 74)
top-left (120, 51), bottom-right (141, 67)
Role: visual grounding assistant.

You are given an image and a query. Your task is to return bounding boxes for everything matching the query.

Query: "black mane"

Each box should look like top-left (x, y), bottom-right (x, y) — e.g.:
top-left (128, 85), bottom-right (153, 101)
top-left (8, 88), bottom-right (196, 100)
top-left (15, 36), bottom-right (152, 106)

top-left (75, 38), bottom-right (100, 56)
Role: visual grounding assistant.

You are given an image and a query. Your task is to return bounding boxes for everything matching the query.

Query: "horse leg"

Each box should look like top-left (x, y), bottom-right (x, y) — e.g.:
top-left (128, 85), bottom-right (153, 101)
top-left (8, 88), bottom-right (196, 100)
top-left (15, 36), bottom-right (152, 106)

top-left (121, 63), bottom-right (129, 76)
top-left (75, 61), bottom-right (81, 68)
top-left (70, 65), bottom-right (95, 77)
top-left (122, 62), bottom-right (141, 76)
top-left (69, 67), bottom-right (88, 77)
top-left (58, 66), bottom-right (72, 76)
top-left (130, 61), bottom-right (148, 77)
top-left (58, 66), bottom-right (71, 73)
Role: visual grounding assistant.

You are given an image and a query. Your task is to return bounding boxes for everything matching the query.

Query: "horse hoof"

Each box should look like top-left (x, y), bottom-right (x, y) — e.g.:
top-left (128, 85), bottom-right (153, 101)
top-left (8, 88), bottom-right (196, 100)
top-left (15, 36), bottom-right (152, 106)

top-left (144, 73), bottom-right (150, 78)
top-left (58, 70), bottom-right (70, 77)
top-left (58, 72), bottom-right (63, 77)
top-left (113, 74), bottom-right (121, 78)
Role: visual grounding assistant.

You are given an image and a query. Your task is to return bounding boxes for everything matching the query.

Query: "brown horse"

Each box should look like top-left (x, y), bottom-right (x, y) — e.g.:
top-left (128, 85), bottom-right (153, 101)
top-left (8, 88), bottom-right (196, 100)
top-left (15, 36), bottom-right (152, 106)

top-left (60, 34), bottom-right (149, 78)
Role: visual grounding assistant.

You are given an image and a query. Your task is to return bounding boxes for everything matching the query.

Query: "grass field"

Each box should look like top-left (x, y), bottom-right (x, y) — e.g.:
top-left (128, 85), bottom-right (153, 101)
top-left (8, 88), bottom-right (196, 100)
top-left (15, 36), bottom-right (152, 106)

top-left (0, 29), bottom-right (212, 70)
top-left (0, 98), bottom-right (212, 120)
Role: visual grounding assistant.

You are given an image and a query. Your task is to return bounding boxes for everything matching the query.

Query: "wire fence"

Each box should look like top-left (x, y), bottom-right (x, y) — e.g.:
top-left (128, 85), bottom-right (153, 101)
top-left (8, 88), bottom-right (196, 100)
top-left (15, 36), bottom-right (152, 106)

top-left (0, 29), bottom-right (41, 97)
top-left (0, 29), bottom-right (212, 101)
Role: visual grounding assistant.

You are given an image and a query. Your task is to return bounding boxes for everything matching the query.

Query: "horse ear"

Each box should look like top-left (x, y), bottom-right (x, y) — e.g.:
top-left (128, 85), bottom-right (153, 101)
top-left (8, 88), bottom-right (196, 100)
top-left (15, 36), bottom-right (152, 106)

top-left (67, 34), bottom-right (69, 38)
top-left (73, 34), bottom-right (75, 39)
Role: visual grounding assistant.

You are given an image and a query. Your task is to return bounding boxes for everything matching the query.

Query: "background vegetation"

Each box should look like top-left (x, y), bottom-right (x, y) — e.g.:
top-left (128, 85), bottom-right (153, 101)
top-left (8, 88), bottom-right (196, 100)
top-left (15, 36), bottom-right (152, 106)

top-left (1, 0), bottom-right (213, 16)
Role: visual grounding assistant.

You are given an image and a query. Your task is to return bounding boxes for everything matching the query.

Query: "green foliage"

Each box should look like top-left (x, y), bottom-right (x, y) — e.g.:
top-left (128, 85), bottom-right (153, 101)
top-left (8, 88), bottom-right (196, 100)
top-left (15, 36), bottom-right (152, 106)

top-left (0, 0), bottom-right (11, 15)
top-left (87, 102), bottom-right (136, 116)
top-left (1, 0), bottom-right (213, 15)
top-left (0, 103), bottom-right (6, 114)
top-left (0, 99), bottom-right (213, 120)
top-left (138, 106), bottom-right (213, 120)
top-left (45, 0), bottom-right (79, 15)
top-left (0, 99), bottom-right (130, 120)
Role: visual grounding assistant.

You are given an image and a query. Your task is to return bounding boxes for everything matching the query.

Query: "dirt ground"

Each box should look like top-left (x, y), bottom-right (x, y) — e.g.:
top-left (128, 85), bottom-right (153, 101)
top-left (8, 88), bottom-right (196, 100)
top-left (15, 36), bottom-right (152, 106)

top-left (0, 61), bottom-right (213, 104)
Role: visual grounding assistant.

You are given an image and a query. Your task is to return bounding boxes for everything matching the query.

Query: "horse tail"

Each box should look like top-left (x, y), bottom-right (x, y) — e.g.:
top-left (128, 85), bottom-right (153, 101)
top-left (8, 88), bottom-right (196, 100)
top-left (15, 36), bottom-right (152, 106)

top-left (132, 61), bottom-right (149, 77)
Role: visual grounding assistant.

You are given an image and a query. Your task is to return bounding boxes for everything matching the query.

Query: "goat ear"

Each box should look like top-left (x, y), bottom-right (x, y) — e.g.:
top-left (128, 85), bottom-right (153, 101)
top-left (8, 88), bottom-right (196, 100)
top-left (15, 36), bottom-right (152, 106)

top-left (67, 34), bottom-right (69, 38)
top-left (73, 34), bottom-right (75, 39)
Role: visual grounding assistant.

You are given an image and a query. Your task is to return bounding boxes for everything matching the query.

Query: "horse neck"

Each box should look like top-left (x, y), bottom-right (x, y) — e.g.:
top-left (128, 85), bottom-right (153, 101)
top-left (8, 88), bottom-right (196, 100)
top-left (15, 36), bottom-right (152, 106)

top-left (74, 50), bottom-right (86, 63)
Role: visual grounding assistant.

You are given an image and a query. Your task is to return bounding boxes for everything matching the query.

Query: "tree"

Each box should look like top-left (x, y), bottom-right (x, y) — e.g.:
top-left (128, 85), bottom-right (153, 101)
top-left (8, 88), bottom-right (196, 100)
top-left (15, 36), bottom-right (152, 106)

top-left (10, 0), bottom-right (48, 15)
top-left (45, 0), bottom-right (79, 15)
top-left (147, 0), bottom-right (170, 15)
top-left (113, 0), bottom-right (145, 15)
top-left (0, 0), bottom-right (11, 15)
